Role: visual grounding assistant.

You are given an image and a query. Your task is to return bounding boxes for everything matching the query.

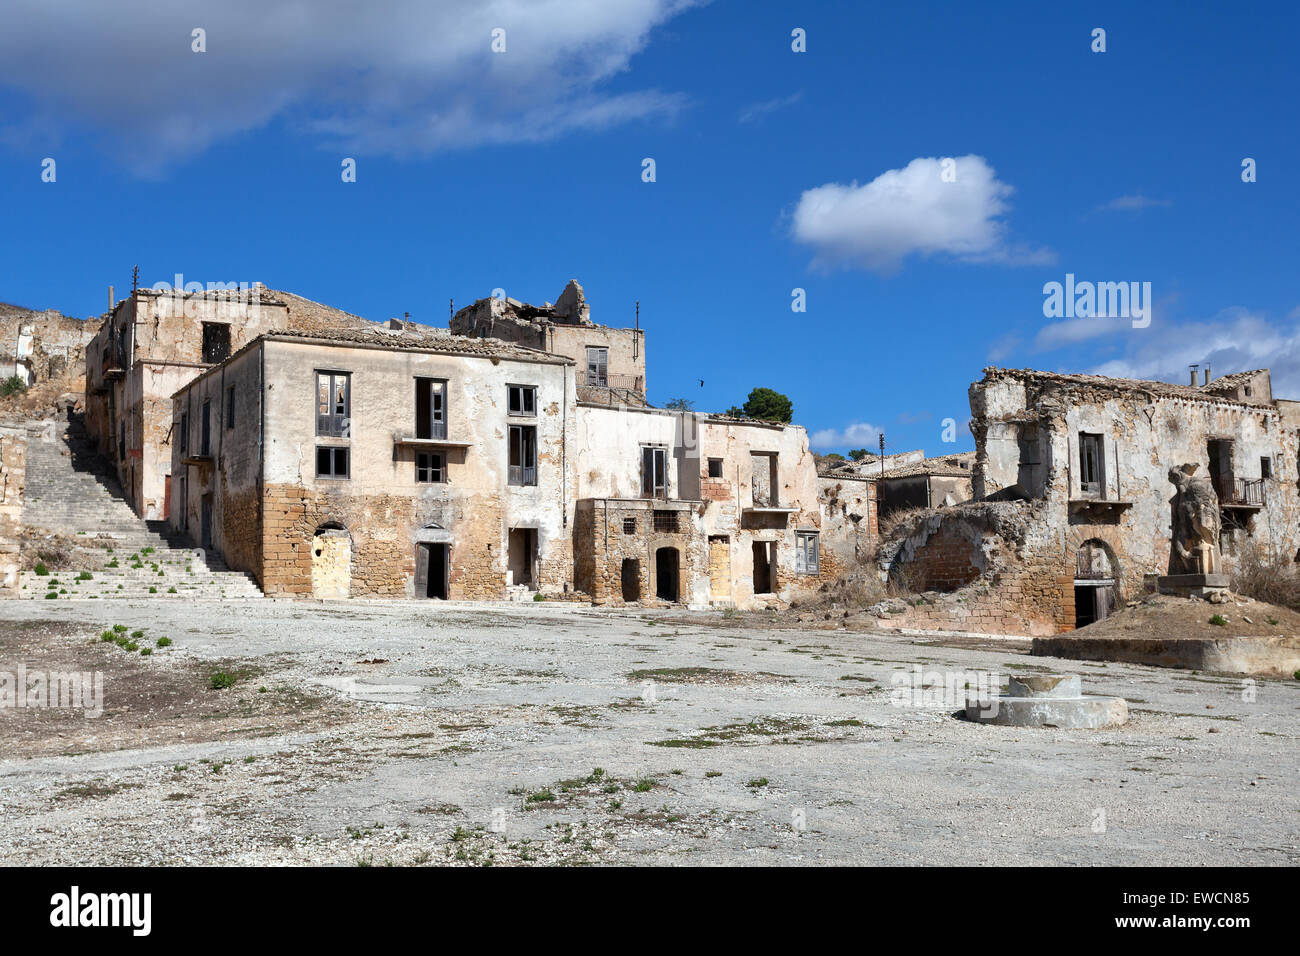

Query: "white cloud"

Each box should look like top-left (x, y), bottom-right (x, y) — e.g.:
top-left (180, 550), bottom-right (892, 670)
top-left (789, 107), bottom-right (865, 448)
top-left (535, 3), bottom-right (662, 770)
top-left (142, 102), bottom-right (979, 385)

top-left (1089, 308), bottom-right (1300, 398)
top-left (809, 421), bottom-right (883, 451)
top-left (0, 0), bottom-right (700, 172)
top-left (1093, 194), bottom-right (1173, 214)
top-left (789, 155), bottom-right (1052, 274)
top-left (738, 91), bottom-right (802, 125)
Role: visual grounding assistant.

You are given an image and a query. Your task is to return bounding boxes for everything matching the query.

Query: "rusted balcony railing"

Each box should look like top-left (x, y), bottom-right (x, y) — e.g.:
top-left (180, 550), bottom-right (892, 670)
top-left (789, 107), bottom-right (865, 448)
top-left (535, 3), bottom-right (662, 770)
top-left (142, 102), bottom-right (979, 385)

top-left (1215, 476), bottom-right (1265, 507)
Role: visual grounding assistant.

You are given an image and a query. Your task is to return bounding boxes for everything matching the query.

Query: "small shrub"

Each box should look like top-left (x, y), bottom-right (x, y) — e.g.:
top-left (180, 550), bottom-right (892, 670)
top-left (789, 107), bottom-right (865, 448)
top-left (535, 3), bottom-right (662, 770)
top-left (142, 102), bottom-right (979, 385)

top-left (1, 375), bottom-right (27, 397)
top-left (140, 647), bottom-right (152, 656)
top-left (44, 592), bottom-right (57, 599)
top-left (532, 592), bottom-right (545, 602)
top-left (130, 630), bottom-right (144, 639)
top-left (112, 625), bottom-right (127, 633)
top-left (34, 562), bottom-right (48, 576)
top-left (76, 571), bottom-right (92, 581)
top-left (746, 777), bottom-right (770, 789)
top-left (156, 637), bottom-right (172, 648)
top-left (209, 671), bottom-right (236, 690)
top-left (1209, 614), bottom-right (1228, 627)
top-left (1231, 544), bottom-right (1300, 611)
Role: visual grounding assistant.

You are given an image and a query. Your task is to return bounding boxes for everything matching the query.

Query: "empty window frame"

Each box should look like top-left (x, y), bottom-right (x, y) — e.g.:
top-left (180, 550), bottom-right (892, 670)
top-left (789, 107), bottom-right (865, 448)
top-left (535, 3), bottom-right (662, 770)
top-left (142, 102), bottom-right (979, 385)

top-left (1078, 432), bottom-right (1105, 496)
top-left (415, 378), bottom-right (447, 439)
top-left (509, 424), bottom-right (537, 486)
top-left (317, 371), bottom-right (351, 438)
top-left (201, 323), bottom-right (231, 364)
top-left (1261, 456), bottom-right (1273, 480)
top-left (642, 445), bottom-right (668, 498)
top-left (316, 446), bottom-right (349, 479)
top-left (200, 399), bottom-right (211, 456)
top-left (225, 385), bottom-right (236, 429)
top-left (795, 531), bottom-right (820, 575)
top-left (707, 458), bottom-right (723, 478)
top-left (586, 346), bottom-right (608, 386)
top-left (416, 451), bottom-right (446, 484)
top-left (179, 412), bottom-right (189, 456)
top-left (653, 509), bottom-right (679, 533)
top-left (507, 384), bottom-right (537, 416)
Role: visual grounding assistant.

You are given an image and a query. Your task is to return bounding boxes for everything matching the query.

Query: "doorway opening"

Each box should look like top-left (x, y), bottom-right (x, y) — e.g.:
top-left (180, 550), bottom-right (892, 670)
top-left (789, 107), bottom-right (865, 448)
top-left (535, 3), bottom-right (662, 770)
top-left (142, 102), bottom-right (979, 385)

top-left (311, 523), bottom-right (351, 599)
top-left (655, 547), bottom-right (679, 602)
top-left (508, 528), bottom-right (537, 588)
top-left (621, 559), bottom-right (641, 602)
top-left (1074, 539), bottom-right (1117, 629)
top-left (752, 541), bottom-right (774, 594)
top-left (416, 542), bottom-right (449, 599)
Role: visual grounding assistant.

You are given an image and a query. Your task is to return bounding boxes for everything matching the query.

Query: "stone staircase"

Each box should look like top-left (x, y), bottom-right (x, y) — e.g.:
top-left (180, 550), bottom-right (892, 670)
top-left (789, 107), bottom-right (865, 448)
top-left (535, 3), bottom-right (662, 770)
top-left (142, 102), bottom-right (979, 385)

top-left (16, 414), bottom-right (264, 600)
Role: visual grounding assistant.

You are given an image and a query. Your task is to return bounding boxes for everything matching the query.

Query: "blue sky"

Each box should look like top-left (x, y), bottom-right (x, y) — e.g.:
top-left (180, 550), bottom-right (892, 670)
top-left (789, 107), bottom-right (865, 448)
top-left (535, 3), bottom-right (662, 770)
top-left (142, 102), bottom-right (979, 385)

top-left (2, 0), bottom-right (1297, 457)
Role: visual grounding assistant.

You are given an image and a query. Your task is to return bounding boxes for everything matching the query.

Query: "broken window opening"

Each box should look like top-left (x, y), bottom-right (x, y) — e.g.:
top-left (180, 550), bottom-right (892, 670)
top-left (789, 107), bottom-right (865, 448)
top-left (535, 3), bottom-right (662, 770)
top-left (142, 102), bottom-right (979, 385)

top-left (641, 445), bottom-right (668, 498)
top-left (585, 346), bottom-right (608, 386)
top-left (416, 451), bottom-right (445, 484)
top-left (508, 424), bottom-right (537, 486)
top-left (316, 446), bottom-right (349, 479)
top-left (317, 371), bottom-right (351, 438)
top-left (200, 400), bottom-right (211, 456)
top-left (201, 322), bottom-right (231, 364)
top-left (707, 458), bottom-right (723, 478)
top-left (1078, 432), bottom-right (1105, 497)
top-left (415, 378), bottom-right (447, 440)
top-left (795, 531), bottom-right (820, 575)
top-left (1261, 456), bottom-right (1273, 480)
top-left (507, 384), bottom-right (537, 416)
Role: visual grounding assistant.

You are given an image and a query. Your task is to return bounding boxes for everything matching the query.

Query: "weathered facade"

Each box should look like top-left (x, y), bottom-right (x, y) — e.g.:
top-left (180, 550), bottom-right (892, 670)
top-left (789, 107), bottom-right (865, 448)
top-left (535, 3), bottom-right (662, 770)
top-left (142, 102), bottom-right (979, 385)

top-left (884, 366), bottom-right (1300, 635)
top-left (0, 426), bottom-right (26, 596)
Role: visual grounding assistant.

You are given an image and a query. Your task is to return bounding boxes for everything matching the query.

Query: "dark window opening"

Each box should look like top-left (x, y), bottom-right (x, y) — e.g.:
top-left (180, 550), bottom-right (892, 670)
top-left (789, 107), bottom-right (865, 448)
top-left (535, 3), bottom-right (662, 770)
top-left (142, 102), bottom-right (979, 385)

top-left (179, 413), bottom-right (188, 455)
top-left (225, 386), bottom-right (236, 429)
top-left (415, 378), bottom-right (447, 439)
top-left (416, 452), bottom-right (445, 483)
top-left (118, 420), bottom-right (125, 461)
top-left (200, 400), bottom-right (211, 456)
top-left (509, 425), bottom-right (537, 486)
top-left (317, 372), bottom-right (350, 437)
top-left (707, 458), bottom-right (723, 478)
top-left (201, 323), bottom-right (231, 364)
top-left (507, 384), bottom-right (537, 416)
top-left (642, 445), bottom-right (668, 498)
top-left (316, 446), bottom-right (349, 479)
top-left (1261, 456), bottom-right (1273, 480)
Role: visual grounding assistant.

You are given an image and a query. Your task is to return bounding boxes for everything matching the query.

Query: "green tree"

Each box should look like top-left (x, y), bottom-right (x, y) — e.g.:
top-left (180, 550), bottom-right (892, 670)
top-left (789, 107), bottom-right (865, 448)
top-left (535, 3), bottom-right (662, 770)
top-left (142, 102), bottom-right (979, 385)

top-left (742, 387), bottom-right (793, 424)
top-left (723, 405), bottom-right (746, 418)
top-left (664, 397), bottom-right (695, 411)
top-left (848, 448), bottom-right (870, 461)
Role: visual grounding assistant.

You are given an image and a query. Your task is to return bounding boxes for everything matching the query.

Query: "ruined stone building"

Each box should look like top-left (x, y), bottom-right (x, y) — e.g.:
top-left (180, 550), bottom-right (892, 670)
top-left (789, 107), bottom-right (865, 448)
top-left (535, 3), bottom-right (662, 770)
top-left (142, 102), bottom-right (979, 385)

top-left (149, 280), bottom-right (854, 607)
top-left (452, 280), bottom-right (646, 406)
top-left (85, 285), bottom-right (377, 520)
top-left (882, 366), bottom-right (1300, 635)
top-left (0, 304), bottom-right (97, 386)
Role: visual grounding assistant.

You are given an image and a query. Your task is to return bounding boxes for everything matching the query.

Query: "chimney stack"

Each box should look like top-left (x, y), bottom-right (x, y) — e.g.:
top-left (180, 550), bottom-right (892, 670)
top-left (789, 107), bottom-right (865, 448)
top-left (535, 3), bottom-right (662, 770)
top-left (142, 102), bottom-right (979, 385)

top-left (1203, 364), bottom-right (1211, 385)
top-left (108, 285), bottom-right (114, 311)
top-left (1189, 364), bottom-right (1199, 386)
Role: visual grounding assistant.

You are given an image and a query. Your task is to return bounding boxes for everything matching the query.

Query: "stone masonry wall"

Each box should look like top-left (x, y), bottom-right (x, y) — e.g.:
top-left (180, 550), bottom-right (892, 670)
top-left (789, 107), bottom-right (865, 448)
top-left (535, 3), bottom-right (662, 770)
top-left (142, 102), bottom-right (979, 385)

top-left (0, 427), bottom-right (27, 597)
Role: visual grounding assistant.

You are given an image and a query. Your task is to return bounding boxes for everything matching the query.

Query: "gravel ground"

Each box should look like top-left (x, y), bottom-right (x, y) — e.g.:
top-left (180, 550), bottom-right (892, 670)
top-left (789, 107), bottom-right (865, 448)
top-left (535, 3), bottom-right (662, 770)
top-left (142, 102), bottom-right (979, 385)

top-left (1, 598), bottom-right (1296, 866)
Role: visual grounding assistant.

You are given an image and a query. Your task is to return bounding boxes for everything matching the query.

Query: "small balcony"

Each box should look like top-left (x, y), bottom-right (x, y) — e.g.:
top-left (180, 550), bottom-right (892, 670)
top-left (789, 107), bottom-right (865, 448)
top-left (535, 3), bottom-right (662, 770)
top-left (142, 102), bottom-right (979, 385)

top-left (1215, 476), bottom-right (1265, 510)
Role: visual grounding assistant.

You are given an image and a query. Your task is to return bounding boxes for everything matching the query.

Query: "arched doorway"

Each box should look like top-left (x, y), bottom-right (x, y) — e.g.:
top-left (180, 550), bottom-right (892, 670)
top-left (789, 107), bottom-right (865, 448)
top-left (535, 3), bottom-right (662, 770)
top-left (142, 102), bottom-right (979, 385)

top-left (1074, 539), bottom-right (1118, 628)
top-left (311, 522), bottom-right (351, 599)
top-left (655, 547), bottom-right (679, 602)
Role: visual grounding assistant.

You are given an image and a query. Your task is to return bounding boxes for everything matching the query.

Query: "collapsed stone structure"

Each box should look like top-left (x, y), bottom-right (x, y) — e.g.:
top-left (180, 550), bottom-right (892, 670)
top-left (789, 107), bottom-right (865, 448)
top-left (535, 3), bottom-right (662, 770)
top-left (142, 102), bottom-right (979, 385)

top-left (62, 277), bottom-right (865, 607)
top-left (882, 366), bottom-right (1300, 635)
top-left (0, 304), bottom-right (97, 386)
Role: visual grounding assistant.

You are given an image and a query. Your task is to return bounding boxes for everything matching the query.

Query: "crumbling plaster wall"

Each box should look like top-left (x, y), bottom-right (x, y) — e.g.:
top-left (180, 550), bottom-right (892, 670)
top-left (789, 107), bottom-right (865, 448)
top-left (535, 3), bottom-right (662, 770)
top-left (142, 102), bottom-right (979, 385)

top-left (171, 348), bottom-right (264, 577)
top-left (0, 427), bottom-right (26, 597)
top-left (257, 340), bottom-right (576, 599)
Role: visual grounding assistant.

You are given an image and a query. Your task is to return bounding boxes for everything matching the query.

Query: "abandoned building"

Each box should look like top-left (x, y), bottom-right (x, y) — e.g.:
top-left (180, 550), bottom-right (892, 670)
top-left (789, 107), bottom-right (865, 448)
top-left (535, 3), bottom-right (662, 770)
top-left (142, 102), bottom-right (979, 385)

top-left (149, 280), bottom-right (852, 607)
top-left (876, 451), bottom-right (975, 517)
top-left (881, 366), bottom-right (1300, 635)
top-left (451, 280), bottom-right (646, 406)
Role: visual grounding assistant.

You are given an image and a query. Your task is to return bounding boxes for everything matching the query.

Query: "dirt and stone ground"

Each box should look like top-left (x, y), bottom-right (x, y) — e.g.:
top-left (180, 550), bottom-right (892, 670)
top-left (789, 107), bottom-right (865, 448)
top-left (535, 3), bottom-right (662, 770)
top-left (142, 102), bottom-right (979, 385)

top-left (1, 598), bottom-right (1297, 866)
